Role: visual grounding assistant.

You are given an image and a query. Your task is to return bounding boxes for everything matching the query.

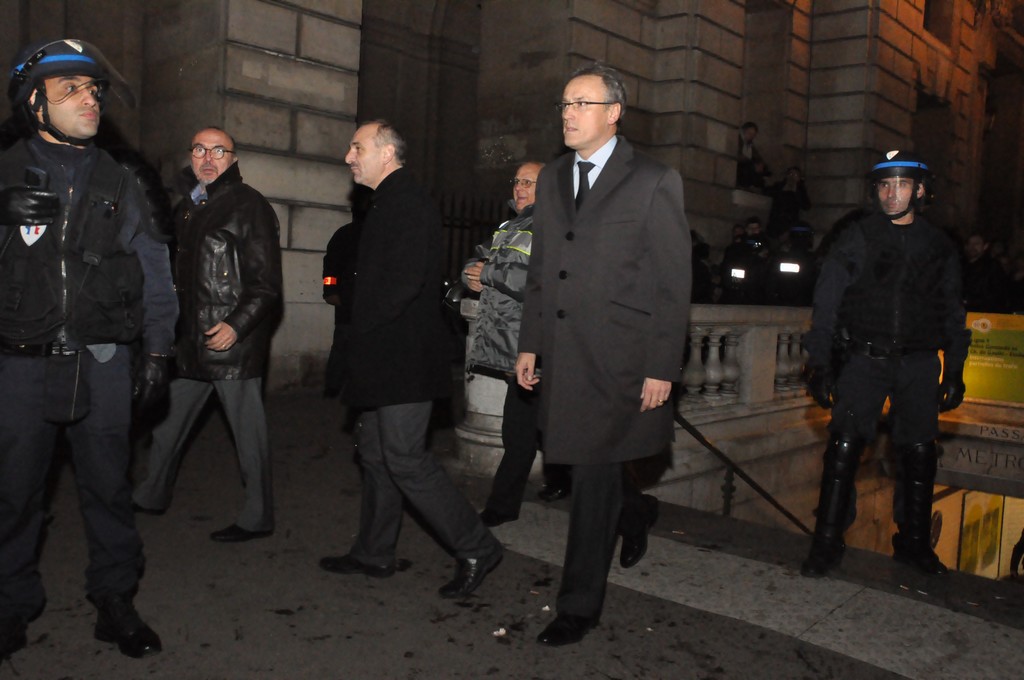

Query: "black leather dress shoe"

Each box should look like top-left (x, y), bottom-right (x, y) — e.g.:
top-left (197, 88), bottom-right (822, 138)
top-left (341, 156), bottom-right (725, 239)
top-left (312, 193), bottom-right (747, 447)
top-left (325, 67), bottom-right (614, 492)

top-left (92, 593), bottom-right (162, 659)
top-left (131, 502), bottom-right (165, 516)
top-left (209, 524), bottom-right (273, 542)
top-left (537, 484), bottom-right (571, 502)
top-left (479, 509), bottom-right (516, 527)
top-left (536, 614), bottom-right (597, 646)
top-left (0, 616), bottom-right (27, 659)
top-left (438, 548), bottom-right (503, 598)
top-left (319, 554), bottom-right (404, 578)
top-left (620, 495), bottom-right (659, 568)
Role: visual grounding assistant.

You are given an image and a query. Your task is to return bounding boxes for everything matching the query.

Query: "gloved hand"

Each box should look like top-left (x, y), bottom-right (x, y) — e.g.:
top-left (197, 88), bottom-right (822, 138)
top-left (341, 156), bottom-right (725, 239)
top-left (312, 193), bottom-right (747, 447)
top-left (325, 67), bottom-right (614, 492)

top-left (132, 354), bottom-right (171, 415)
top-left (938, 363), bottom-right (965, 412)
top-left (0, 186), bottom-right (59, 225)
top-left (807, 365), bottom-right (837, 409)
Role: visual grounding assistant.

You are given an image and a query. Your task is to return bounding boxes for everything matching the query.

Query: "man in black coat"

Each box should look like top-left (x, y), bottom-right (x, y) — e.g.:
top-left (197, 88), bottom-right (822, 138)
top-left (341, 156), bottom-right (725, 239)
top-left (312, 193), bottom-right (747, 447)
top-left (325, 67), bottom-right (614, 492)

top-left (516, 64), bottom-right (691, 646)
top-left (133, 127), bottom-right (282, 543)
top-left (318, 121), bottom-right (502, 598)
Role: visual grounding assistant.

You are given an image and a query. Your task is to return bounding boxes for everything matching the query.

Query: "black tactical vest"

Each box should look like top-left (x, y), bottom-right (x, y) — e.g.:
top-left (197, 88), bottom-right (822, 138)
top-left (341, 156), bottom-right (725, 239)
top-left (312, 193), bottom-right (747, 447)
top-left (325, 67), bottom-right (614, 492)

top-left (0, 140), bottom-right (144, 345)
top-left (837, 214), bottom-right (955, 352)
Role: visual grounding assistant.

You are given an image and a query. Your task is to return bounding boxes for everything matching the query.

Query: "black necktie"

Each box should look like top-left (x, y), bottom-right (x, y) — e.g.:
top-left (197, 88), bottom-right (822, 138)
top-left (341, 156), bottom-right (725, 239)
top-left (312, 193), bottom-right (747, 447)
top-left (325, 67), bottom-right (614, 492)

top-left (576, 161), bottom-right (595, 210)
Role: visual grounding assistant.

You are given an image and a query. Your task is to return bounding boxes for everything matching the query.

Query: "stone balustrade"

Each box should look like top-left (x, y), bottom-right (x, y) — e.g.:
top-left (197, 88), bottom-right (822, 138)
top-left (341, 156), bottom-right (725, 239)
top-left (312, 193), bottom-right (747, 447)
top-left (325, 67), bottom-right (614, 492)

top-left (679, 304), bottom-right (811, 411)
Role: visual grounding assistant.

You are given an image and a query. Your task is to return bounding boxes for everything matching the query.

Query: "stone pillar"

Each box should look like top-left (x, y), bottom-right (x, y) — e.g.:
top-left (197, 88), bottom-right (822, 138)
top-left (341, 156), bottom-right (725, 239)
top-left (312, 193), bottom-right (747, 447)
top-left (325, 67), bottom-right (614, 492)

top-left (454, 298), bottom-right (543, 480)
top-left (141, 0), bottom-right (362, 389)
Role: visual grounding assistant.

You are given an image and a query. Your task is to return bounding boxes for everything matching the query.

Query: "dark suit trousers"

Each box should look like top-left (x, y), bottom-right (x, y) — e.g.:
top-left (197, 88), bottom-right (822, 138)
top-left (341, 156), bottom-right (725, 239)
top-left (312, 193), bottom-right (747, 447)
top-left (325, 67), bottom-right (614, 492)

top-left (484, 379), bottom-right (570, 519)
top-left (556, 462), bottom-right (623, 618)
top-left (351, 401), bottom-right (499, 566)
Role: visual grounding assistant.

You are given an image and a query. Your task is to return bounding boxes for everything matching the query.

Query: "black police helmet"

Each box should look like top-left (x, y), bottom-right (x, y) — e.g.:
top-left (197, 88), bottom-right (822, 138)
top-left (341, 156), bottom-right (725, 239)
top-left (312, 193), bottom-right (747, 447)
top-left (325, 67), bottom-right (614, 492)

top-left (867, 150), bottom-right (930, 182)
top-left (9, 39), bottom-right (135, 109)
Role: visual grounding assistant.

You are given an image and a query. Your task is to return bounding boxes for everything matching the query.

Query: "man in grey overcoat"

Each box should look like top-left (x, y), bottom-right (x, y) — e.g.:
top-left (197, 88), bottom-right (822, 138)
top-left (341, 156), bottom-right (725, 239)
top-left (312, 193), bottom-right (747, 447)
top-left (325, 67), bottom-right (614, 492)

top-left (516, 64), bottom-right (692, 646)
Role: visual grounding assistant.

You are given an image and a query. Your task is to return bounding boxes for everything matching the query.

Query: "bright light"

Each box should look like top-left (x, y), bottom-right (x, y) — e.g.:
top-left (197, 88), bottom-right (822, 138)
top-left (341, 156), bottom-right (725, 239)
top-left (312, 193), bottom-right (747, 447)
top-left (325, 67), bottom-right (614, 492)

top-left (731, 268), bottom-right (746, 279)
top-left (779, 262), bottom-right (800, 273)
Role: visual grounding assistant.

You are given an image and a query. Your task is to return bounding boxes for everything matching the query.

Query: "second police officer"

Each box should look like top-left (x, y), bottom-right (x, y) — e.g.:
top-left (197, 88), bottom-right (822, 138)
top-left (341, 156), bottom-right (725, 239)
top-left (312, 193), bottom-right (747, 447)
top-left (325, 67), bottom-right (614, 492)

top-left (800, 151), bottom-right (970, 578)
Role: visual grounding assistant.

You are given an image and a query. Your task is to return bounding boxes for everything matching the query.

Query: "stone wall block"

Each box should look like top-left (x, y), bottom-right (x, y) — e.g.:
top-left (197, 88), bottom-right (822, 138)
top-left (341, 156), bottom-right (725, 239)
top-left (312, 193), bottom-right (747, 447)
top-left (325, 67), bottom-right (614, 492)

top-left (144, 0), bottom-right (224, 63)
top-left (608, 36), bottom-right (655, 79)
top-left (300, 14), bottom-right (360, 70)
top-left (695, 0), bottom-right (744, 35)
top-left (791, 9), bottom-right (811, 42)
top-left (807, 121), bottom-right (867, 149)
top-left (813, 9), bottom-right (870, 42)
top-left (281, 250), bottom-right (324, 304)
top-left (146, 46), bottom-right (224, 102)
top-left (894, 0), bottom-right (923, 26)
top-left (572, 0), bottom-right (642, 42)
top-left (808, 93), bottom-right (866, 123)
top-left (787, 64), bottom-right (810, 96)
top-left (811, 38), bottom-right (869, 69)
top-left (651, 112), bottom-right (685, 146)
top-left (810, 65), bottom-right (870, 96)
top-left (690, 83), bottom-right (741, 122)
top-left (791, 37), bottom-right (811, 70)
top-left (875, 69), bottom-right (912, 107)
top-left (296, 113), bottom-right (356, 160)
top-left (878, 14), bottom-right (914, 56)
top-left (817, 0), bottom-right (876, 15)
top-left (781, 119), bottom-right (807, 151)
top-left (875, 97), bottom-right (909, 132)
top-left (654, 48), bottom-right (688, 81)
top-left (693, 52), bottom-right (742, 95)
top-left (681, 147), bottom-right (717, 184)
top-left (286, 0), bottom-right (361, 24)
top-left (270, 202), bottom-right (290, 248)
top-left (785, 91), bottom-right (809, 122)
top-left (225, 45), bottom-right (358, 114)
top-left (719, 23), bottom-right (745, 65)
top-left (291, 206), bottom-right (351, 252)
top-left (569, 22), bottom-right (609, 62)
top-left (242, 152), bottom-right (350, 206)
top-left (228, 0), bottom-right (297, 53)
top-left (225, 98), bottom-right (292, 152)
top-left (655, 14), bottom-right (691, 49)
top-left (274, 301), bottom-right (331, 357)
top-left (692, 17), bottom-right (723, 59)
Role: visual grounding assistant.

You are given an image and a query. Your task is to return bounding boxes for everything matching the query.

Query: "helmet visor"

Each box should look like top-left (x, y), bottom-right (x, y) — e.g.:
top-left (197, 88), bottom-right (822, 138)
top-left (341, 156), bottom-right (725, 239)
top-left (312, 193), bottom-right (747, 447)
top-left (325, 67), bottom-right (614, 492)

top-left (8, 39), bottom-right (134, 109)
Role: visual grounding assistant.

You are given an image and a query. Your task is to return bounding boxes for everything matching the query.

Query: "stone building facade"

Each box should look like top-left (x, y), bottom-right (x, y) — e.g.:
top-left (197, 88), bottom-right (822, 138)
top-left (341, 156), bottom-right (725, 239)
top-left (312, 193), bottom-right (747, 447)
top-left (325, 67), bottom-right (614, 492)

top-left (1, 0), bottom-right (1022, 389)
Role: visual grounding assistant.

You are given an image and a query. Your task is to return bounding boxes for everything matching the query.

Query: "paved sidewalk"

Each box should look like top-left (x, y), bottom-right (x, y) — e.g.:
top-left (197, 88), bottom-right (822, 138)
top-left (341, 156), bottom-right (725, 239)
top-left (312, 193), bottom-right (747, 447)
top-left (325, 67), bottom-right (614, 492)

top-left (3, 389), bottom-right (1022, 679)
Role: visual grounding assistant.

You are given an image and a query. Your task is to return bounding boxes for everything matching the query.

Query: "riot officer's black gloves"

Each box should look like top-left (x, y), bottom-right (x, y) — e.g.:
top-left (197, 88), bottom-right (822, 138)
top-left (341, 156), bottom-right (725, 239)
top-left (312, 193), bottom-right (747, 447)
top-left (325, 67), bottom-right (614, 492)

top-left (0, 185), bottom-right (60, 225)
top-left (132, 354), bottom-right (171, 416)
top-left (807, 365), bottom-right (836, 409)
top-left (938, 363), bottom-right (966, 412)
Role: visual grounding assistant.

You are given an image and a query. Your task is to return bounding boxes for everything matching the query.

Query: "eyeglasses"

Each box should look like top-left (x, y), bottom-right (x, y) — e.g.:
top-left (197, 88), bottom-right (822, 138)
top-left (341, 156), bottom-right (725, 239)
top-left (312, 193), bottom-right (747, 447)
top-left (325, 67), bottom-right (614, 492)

top-left (191, 145), bottom-right (235, 160)
top-left (510, 178), bottom-right (537, 188)
top-left (555, 101), bottom-right (614, 113)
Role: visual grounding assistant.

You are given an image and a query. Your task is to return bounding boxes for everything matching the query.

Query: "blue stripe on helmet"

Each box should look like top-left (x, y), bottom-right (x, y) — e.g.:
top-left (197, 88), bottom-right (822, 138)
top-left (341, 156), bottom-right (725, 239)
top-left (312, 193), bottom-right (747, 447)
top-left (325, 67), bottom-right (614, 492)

top-left (11, 53), bottom-right (98, 76)
top-left (871, 160), bottom-right (929, 172)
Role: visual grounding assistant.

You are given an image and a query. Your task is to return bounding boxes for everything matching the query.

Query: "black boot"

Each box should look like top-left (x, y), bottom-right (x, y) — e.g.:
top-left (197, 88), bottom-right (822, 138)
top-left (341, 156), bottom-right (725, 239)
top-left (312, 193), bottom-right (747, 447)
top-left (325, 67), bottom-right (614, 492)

top-left (892, 442), bottom-right (948, 575)
top-left (92, 592), bottom-right (162, 658)
top-left (0, 616), bottom-right (27, 660)
top-left (801, 435), bottom-right (863, 578)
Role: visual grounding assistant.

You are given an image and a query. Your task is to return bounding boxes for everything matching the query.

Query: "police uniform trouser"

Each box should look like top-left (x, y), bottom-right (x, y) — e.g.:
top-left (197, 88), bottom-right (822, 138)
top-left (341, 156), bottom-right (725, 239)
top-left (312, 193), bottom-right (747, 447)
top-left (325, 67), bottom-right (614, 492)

top-left (829, 351), bottom-right (941, 445)
top-left (0, 346), bottom-right (142, 620)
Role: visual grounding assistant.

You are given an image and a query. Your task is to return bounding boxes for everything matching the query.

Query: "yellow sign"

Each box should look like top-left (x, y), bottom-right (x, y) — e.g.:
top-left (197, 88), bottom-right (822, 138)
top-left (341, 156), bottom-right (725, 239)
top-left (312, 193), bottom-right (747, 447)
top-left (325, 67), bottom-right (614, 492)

top-left (963, 313), bottom-right (1024, 403)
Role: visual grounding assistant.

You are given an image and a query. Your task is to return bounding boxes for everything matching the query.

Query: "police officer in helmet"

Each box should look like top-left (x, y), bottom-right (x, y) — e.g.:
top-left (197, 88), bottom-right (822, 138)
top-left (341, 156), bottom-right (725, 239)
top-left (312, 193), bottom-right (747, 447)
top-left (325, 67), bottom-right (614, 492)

top-left (0, 39), bottom-right (177, 660)
top-left (800, 150), bottom-right (970, 578)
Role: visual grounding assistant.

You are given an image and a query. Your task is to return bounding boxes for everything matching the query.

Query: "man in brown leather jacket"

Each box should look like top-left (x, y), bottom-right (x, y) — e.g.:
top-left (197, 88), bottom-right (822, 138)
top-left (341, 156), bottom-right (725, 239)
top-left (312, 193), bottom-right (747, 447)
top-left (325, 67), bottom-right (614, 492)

top-left (133, 127), bottom-right (282, 542)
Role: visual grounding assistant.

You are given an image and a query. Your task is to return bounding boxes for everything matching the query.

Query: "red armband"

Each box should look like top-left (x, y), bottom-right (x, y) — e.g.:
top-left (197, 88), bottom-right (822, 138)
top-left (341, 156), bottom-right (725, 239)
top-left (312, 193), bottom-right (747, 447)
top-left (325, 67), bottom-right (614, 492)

top-left (323, 276), bottom-right (338, 286)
